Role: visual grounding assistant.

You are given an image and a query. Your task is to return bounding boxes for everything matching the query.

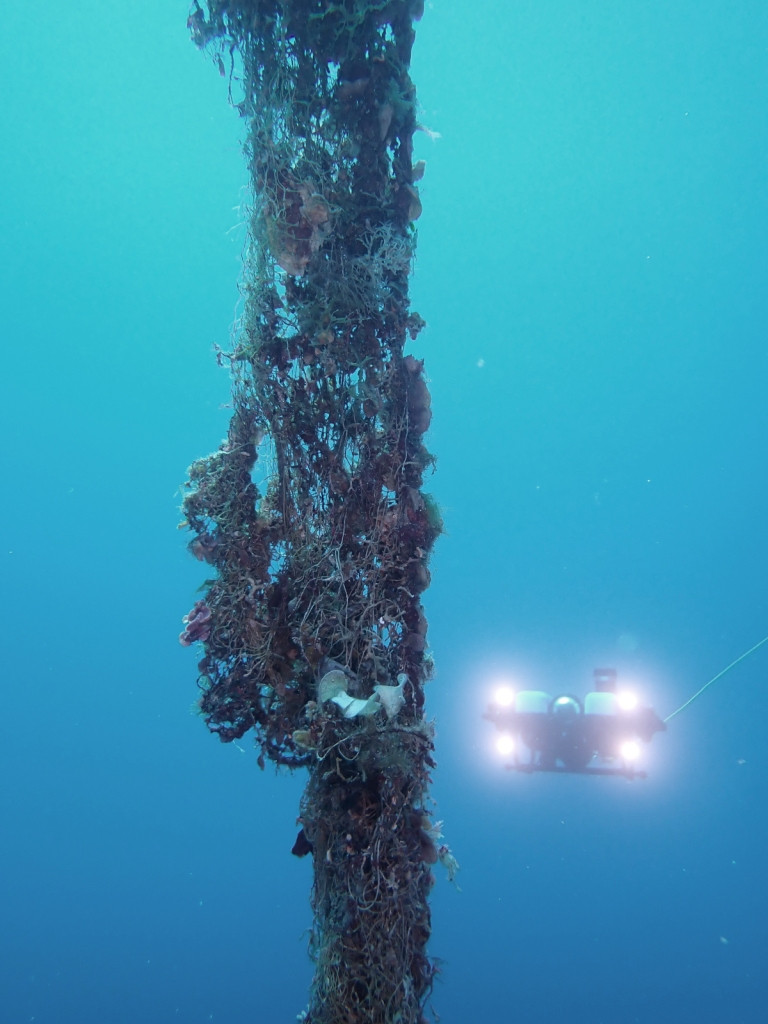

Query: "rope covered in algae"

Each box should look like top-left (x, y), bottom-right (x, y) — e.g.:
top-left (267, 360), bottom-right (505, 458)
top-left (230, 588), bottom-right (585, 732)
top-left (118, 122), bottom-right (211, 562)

top-left (180, 3), bottom-right (450, 1020)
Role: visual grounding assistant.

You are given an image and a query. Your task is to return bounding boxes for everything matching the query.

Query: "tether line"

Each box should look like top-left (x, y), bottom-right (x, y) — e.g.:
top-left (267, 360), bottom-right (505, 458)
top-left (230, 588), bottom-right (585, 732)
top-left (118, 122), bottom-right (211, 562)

top-left (664, 634), bottom-right (768, 723)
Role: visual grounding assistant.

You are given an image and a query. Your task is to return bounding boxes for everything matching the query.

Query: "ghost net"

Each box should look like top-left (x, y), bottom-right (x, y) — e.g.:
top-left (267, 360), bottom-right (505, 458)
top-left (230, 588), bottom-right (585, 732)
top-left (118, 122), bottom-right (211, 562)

top-left (180, 3), bottom-right (449, 1021)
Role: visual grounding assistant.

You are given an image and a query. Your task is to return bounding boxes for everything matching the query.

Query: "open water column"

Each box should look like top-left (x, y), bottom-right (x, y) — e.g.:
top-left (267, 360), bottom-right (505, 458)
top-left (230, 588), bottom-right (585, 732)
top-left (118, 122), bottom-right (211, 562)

top-left (179, 3), bottom-right (453, 1021)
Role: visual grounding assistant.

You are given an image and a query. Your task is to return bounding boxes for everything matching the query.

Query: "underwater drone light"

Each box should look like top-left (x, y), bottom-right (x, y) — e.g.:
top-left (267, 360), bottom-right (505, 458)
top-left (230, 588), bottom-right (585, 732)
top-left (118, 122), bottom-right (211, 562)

top-left (496, 734), bottom-right (515, 757)
top-left (620, 740), bottom-right (642, 762)
top-left (493, 685), bottom-right (515, 707)
top-left (617, 691), bottom-right (639, 712)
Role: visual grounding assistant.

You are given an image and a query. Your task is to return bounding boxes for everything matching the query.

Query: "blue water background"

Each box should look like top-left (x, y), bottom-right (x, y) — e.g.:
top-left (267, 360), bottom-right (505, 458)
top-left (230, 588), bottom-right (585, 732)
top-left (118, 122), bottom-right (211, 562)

top-left (2, 2), bottom-right (767, 1021)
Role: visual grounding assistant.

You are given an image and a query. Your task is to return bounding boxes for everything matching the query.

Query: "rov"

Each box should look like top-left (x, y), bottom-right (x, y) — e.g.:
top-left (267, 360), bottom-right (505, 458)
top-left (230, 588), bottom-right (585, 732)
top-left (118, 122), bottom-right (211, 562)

top-left (484, 668), bottom-right (664, 778)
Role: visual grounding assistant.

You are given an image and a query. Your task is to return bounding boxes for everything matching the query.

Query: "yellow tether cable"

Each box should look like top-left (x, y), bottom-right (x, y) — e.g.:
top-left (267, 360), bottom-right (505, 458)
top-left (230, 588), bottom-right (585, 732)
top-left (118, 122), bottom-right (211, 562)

top-left (664, 634), bottom-right (768, 723)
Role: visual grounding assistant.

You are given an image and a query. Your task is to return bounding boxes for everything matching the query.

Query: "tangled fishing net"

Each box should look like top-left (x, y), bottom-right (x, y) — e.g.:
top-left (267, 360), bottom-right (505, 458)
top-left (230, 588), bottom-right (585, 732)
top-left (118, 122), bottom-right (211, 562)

top-left (180, 3), bottom-right (453, 1021)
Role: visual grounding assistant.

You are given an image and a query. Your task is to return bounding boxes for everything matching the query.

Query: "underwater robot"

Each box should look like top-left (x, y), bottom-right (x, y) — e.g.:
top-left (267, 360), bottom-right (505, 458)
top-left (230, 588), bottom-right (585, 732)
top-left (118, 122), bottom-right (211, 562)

top-left (484, 636), bottom-right (768, 778)
top-left (484, 668), bottom-right (665, 778)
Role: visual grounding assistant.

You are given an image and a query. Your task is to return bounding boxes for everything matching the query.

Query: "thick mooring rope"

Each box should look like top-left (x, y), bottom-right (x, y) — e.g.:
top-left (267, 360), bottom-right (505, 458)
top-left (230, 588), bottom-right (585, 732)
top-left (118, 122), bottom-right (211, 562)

top-left (181, 4), bottom-right (445, 1021)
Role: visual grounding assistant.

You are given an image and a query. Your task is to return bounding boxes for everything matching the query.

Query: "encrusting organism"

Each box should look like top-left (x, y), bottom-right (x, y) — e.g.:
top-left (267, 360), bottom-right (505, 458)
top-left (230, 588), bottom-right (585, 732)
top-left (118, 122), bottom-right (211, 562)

top-left (179, 3), bottom-right (454, 1022)
top-left (179, 600), bottom-right (212, 646)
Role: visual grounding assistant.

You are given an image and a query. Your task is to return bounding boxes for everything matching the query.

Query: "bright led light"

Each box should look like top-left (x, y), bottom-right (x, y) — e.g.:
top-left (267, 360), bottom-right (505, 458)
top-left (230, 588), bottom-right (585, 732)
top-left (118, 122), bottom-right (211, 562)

top-left (620, 739), bottom-right (641, 762)
top-left (494, 685), bottom-right (515, 707)
top-left (617, 691), bottom-right (638, 712)
top-left (496, 734), bottom-right (515, 757)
